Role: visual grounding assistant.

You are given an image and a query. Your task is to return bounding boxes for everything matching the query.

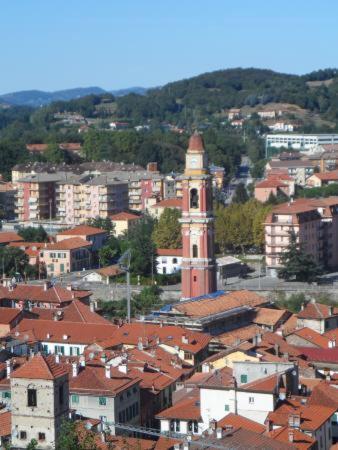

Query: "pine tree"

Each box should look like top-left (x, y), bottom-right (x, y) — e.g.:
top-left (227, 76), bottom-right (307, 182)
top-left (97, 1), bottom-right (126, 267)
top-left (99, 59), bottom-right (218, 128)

top-left (152, 208), bottom-right (182, 249)
top-left (232, 182), bottom-right (249, 204)
top-left (278, 230), bottom-right (323, 282)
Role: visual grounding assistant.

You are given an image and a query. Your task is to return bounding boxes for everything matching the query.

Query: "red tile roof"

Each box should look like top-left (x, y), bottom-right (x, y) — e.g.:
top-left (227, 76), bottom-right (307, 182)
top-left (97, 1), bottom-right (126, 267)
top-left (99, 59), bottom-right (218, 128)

top-left (214, 324), bottom-right (264, 347)
top-left (110, 211), bottom-right (140, 221)
top-left (308, 381), bottom-right (338, 409)
top-left (3, 283), bottom-right (91, 304)
top-left (12, 354), bottom-right (68, 380)
top-left (14, 319), bottom-right (116, 345)
top-left (255, 178), bottom-right (288, 189)
top-left (253, 308), bottom-right (290, 327)
top-left (44, 237), bottom-right (91, 250)
top-left (268, 426), bottom-right (316, 450)
top-left (240, 373), bottom-right (282, 393)
top-left (70, 364), bottom-right (139, 396)
top-left (97, 323), bottom-right (210, 354)
top-left (173, 290), bottom-right (266, 318)
top-left (31, 299), bottom-right (111, 325)
top-left (96, 265), bottom-right (123, 277)
top-left (288, 327), bottom-right (330, 348)
top-left (297, 301), bottom-right (336, 320)
top-left (0, 232), bottom-right (23, 245)
top-left (198, 366), bottom-right (235, 389)
top-left (57, 225), bottom-right (107, 236)
top-left (188, 132), bottom-right (204, 151)
top-left (157, 248), bottom-right (182, 256)
top-left (0, 307), bottom-right (22, 324)
top-left (151, 198), bottom-right (182, 209)
top-left (297, 347), bottom-right (338, 363)
top-left (312, 170), bottom-right (338, 181)
top-left (156, 391), bottom-right (201, 420)
top-left (0, 411), bottom-right (11, 437)
top-left (217, 413), bottom-right (265, 434)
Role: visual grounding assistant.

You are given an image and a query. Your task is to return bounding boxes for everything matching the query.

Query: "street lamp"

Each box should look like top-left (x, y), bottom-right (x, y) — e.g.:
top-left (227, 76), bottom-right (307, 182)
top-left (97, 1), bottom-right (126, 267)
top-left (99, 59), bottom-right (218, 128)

top-left (118, 249), bottom-right (132, 323)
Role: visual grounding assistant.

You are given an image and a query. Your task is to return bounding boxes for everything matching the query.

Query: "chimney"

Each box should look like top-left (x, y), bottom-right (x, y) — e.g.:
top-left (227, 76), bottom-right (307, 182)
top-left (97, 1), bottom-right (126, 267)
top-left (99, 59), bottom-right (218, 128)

top-left (80, 357), bottom-right (86, 367)
top-left (105, 364), bottom-right (111, 379)
top-left (118, 363), bottom-right (128, 374)
top-left (6, 360), bottom-right (11, 379)
top-left (72, 362), bottom-right (79, 377)
top-left (55, 354), bottom-right (60, 363)
top-left (202, 362), bottom-right (210, 373)
top-left (301, 302), bottom-right (305, 311)
top-left (101, 353), bottom-right (107, 363)
top-left (138, 338), bottom-right (143, 351)
top-left (288, 430), bottom-right (294, 443)
top-left (182, 334), bottom-right (189, 344)
top-left (66, 284), bottom-right (72, 291)
top-left (209, 419), bottom-right (217, 431)
top-left (265, 419), bottom-right (272, 433)
top-left (43, 281), bottom-right (50, 291)
top-left (89, 301), bottom-right (95, 313)
top-left (216, 428), bottom-right (223, 439)
top-left (274, 343), bottom-right (279, 356)
top-left (329, 305), bottom-right (334, 316)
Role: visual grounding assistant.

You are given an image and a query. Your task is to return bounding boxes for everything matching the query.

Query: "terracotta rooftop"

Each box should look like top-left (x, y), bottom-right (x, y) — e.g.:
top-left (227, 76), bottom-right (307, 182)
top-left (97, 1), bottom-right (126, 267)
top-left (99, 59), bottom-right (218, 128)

top-left (217, 412), bottom-right (265, 434)
top-left (288, 327), bottom-right (330, 348)
top-left (13, 318), bottom-right (116, 345)
top-left (198, 366), bottom-right (235, 389)
top-left (3, 283), bottom-right (91, 304)
top-left (172, 290), bottom-right (266, 318)
top-left (0, 411), bottom-right (11, 437)
top-left (0, 232), bottom-right (23, 245)
top-left (214, 324), bottom-right (264, 347)
top-left (12, 354), bottom-right (68, 380)
top-left (268, 426), bottom-right (316, 450)
top-left (0, 307), bottom-right (22, 324)
top-left (268, 398), bottom-right (336, 432)
top-left (188, 131), bottom-right (205, 152)
top-left (308, 381), bottom-right (338, 409)
top-left (97, 323), bottom-right (210, 354)
top-left (253, 307), bottom-right (290, 327)
top-left (44, 237), bottom-right (92, 250)
top-left (96, 265), bottom-right (123, 277)
top-left (255, 178), bottom-right (288, 189)
top-left (156, 391), bottom-right (201, 421)
top-left (157, 248), bottom-right (182, 257)
top-left (297, 347), bottom-right (338, 363)
top-left (70, 364), bottom-right (139, 397)
top-left (312, 170), bottom-right (338, 181)
top-left (57, 225), bottom-right (107, 236)
top-left (31, 299), bottom-right (111, 325)
top-left (110, 211), bottom-right (140, 221)
top-left (151, 198), bottom-right (182, 209)
top-left (297, 300), bottom-right (337, 320)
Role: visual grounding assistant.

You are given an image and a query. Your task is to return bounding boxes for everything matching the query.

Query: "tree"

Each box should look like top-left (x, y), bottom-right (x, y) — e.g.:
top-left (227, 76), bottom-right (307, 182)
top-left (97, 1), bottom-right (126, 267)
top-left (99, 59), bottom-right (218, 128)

top-left (152, 208), bottom-right (182, 249)
top-left (44, 142), bottom-right (66, 164)
top-left (56, 420), bottom-right (98, 450)
top-left (18, 225), bottom-right (48, 242)
top-left (87, 217), bottom-right (114, 233)
top-left (232, 183), bottom-right (249, 204)
top-left (278, 230), bottom-right (323, 282)
top-left (120, 215), bottom-right (156, 276)
top-left (0, 246), bottom-right (31, 278)
top-left (99, 236), bottom-right (121, 266)
top-left (26, 439), bottom-right (38, 450)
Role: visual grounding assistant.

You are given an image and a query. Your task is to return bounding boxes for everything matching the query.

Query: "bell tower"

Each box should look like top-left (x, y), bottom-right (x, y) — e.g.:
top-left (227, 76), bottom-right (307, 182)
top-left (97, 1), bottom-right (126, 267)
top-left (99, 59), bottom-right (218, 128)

top-left (180, 131), bottom-right (216, 300)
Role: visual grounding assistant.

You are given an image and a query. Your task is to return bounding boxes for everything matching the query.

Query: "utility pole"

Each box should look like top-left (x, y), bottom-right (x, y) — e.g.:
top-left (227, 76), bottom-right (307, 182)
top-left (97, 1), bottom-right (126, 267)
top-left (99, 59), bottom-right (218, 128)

top-left (126, 269), bottom-right (131, 324)
top-left (151, 253), bottom-right (154, 285)
top-left (118, 249), bottom-right (132, 324)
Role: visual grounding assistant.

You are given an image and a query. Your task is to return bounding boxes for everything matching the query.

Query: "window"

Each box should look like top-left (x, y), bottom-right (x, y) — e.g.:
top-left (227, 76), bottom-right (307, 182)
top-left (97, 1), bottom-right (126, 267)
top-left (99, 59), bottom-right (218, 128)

top-left (27, 389), bottom-right (37, 407)
top-left (43, 344), bottom-right (48, 353)
top-left (173, 258), bottom-right (178, 264)
top-left (184, 351), bottom-right (193, 360)
top-left (60, 264), bottom-right (65, 273)
top-left (163, 267), bottom-right (167, 274)
top-left (71, 394), bottom-right (79, 404)
top-left (249, 397), bottom-right (255, 404)
top-left (192, 244), bottom-right (198, 258)
top-left (193, 276), bottom-right (197, 282)
top-left (20, 431), bottom-right (27, 440)
top-left (170, 419), bottom-right (180, 432)
top-left (2, 391), bottom-right (11, 399)
top-left (99, 396), bottom-right (106, 406)
top-left (224, 404), bottom-right (229, 411)
top-left (38, 433), bottom-right (45, 441)
top-left (190, 189), bottom-right (199, 209)
top-left (240, 374), bottom-right (248, 383)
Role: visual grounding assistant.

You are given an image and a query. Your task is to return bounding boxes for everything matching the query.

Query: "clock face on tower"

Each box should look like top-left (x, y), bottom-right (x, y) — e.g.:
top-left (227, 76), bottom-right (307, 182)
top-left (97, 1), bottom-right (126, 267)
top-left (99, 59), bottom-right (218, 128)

top-left (190, 157), bottom-right (197, 168)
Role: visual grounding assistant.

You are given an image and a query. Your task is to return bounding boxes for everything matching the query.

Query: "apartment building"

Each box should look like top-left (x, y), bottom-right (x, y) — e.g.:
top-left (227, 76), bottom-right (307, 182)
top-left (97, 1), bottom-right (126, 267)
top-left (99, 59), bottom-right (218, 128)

top-left (265, 159), bottom-right (315, 186)
top-left (56, 174), bottom-right (128, 224)
top-left (266, 133), bottom-right (338, 151)
top-left (264, 197), bottom-right (338, 276)
top-left (15, 173), bottom-right (62, 221)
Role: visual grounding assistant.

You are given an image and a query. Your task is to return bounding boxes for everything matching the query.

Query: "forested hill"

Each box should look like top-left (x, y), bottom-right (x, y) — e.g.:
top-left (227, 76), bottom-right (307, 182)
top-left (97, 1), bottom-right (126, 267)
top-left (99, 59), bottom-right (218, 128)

top-left (116, 67), bottom-right (338, 123)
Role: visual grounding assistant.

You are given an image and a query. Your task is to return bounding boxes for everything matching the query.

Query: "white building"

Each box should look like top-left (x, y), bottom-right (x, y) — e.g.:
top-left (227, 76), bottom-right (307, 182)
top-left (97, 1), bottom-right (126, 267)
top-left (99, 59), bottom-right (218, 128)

top-left (156, 248), bottom-right (182, 275)
top-left (266, 133), bottom-right (338, 151)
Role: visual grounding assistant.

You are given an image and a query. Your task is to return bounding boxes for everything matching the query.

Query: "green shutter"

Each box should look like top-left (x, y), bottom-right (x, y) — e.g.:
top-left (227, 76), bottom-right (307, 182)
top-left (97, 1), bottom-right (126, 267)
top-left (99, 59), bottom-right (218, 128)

top-left (240, 374), bottom-right (248, 383)
top-left (99, 397), bottom-right (107, 406)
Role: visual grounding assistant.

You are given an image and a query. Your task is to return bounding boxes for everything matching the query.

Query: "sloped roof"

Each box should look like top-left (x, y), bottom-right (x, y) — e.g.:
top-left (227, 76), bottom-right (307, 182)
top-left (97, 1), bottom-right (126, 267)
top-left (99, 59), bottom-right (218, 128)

top-left (253, 308), bottom-right (290, 327)
top-left (4, 283), bottom-right (91, 304)
top-left (0, 411), bottom-right (11, 437)
top-left (217, 413), bottom-right (265, 434)
top-left (58, 225), bottom-right (107, 236)
top-left (297, 301), bottom-right (336, 320)
top-left (110, 211), bottom-right (140, 221)
top-left (156, 391), bottom-right (201, 420)
top-left (289, 327), bottom-right (330, 348)
top-left (0, 232), bottom-right (23, 244)
top-left (0, 307), bottom-right (22, 324)
top-left (151, 198), bottom-right (182, 209)
top-left (44, 237), bottom-right (91, 250)
top-left (268, 426), bottom-right (315, 450)
top-left (12, 354), bottom-right (68, 380)
top-left (96, 265), bottom-right (123, 277)
top-left (157, 248), bottom-right (182, 257)
top-left (173, 290), bottom-right (266, 318)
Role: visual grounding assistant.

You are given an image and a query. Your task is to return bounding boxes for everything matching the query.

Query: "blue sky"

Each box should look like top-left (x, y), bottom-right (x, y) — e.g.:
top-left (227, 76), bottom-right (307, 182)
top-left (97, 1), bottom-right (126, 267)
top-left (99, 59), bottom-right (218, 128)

top-left (1, 0), bottom-right (338, 93)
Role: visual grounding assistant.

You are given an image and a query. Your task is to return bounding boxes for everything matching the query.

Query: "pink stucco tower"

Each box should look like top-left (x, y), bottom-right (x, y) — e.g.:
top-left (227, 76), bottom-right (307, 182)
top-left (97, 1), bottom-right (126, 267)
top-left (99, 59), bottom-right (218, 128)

top-left (180, 131), bottom-right (216, 300)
